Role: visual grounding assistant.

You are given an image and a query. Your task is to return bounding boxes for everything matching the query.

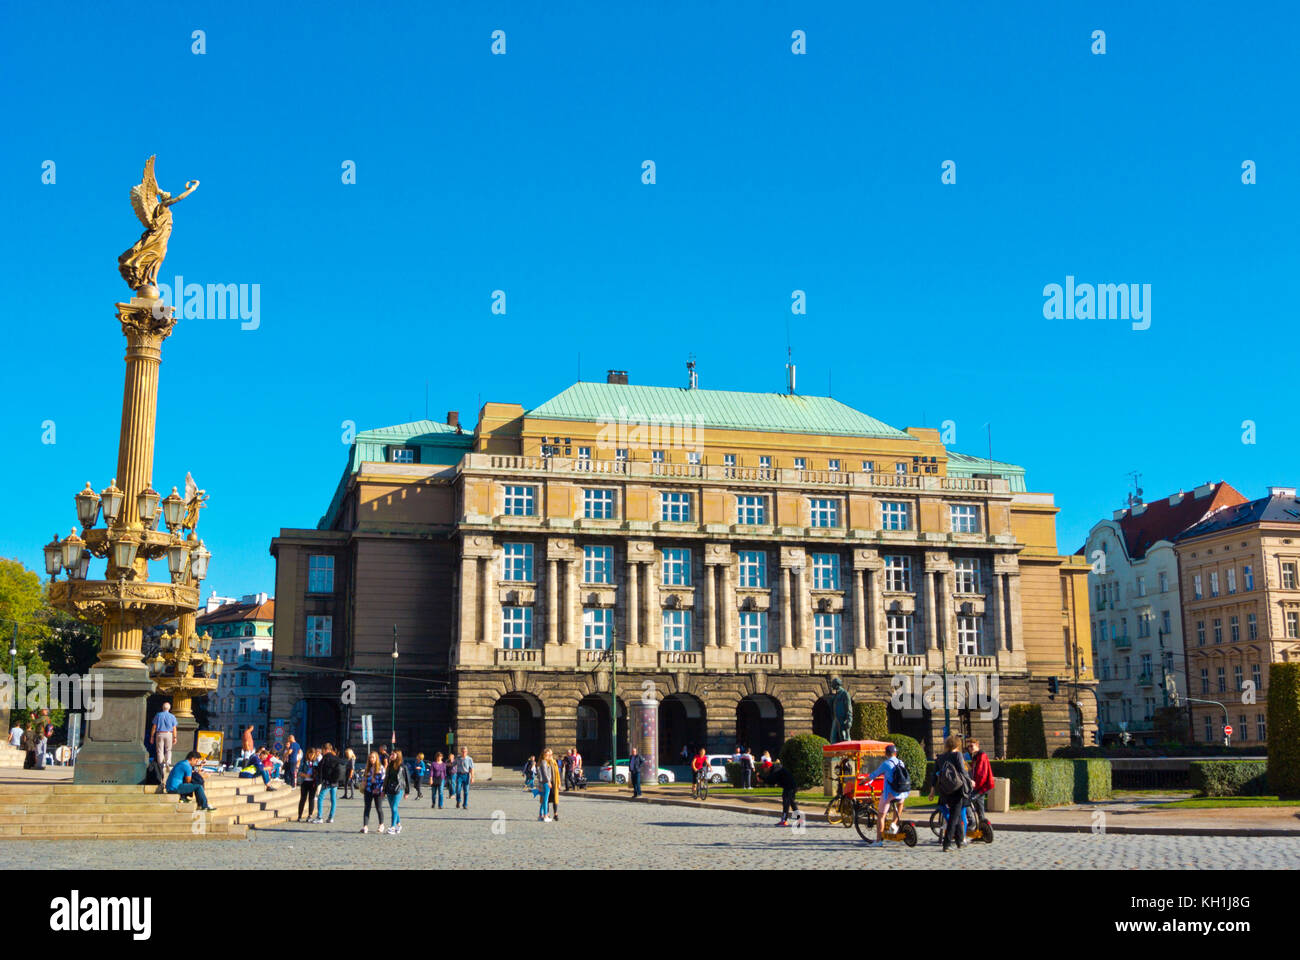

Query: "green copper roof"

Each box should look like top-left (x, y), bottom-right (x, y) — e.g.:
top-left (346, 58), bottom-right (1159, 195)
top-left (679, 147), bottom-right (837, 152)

top-left (527, 382), bottom-right (911, 439)
top-left (946, 450), bottom-right (1028, 492)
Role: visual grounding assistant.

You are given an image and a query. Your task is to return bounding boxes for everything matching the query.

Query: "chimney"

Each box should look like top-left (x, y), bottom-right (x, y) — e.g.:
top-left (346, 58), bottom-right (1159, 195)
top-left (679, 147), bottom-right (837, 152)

top-left (1268, 486), bottom-right (1297, 499)
top-left (446, 411), bottom-right (459, 428)
top-left (606, 370), bottom-right (629, 385)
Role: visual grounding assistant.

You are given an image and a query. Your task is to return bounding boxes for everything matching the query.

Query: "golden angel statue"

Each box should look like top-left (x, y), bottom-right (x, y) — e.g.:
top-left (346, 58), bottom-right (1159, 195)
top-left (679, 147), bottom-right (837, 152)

top-left (118, 156), bottom-right (199, 293)
top-left (182, 472), bottom-right (208, 532)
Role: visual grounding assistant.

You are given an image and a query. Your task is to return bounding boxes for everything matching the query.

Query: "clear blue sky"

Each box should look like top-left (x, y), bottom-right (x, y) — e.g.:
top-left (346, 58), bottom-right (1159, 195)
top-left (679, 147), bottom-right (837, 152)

top-left (1, 1), bottom-right (1296, 596)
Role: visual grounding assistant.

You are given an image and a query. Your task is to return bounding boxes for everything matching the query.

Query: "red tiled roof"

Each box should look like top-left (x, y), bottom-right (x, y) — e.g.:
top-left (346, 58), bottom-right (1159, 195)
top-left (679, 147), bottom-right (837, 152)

top-left (197, 599), bottom-right (275, 625)
top-left (1116, 483), bottom-right (1247, 560)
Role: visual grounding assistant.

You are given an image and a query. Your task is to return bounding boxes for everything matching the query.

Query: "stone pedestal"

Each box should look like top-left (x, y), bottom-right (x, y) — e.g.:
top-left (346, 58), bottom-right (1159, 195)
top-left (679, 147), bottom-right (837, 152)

top-left (628, 697), bottom-right (659, 784)
top-left (73, 667), bottom-right (156, 785)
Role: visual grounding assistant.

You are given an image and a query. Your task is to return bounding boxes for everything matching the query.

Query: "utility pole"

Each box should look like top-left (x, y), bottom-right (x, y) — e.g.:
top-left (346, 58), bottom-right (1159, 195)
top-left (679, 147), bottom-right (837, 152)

top-left (391, 625), bottom-right (399, 747)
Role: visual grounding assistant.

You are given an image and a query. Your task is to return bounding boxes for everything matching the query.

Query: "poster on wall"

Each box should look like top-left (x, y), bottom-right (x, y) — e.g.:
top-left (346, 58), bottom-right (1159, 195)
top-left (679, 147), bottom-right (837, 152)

top-left (196, 730), bottom-right (224, 770)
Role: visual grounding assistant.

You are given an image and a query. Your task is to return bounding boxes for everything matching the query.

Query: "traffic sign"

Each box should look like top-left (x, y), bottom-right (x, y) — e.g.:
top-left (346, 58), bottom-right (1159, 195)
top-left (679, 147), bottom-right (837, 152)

top-left (1224, 724), bottom-right (1233, 737)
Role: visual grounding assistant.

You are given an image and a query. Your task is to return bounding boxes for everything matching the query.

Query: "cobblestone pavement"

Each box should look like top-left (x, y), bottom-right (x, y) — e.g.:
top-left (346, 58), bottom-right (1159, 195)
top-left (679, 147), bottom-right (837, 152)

top-left (4, 786), bottom-right (1299, 869)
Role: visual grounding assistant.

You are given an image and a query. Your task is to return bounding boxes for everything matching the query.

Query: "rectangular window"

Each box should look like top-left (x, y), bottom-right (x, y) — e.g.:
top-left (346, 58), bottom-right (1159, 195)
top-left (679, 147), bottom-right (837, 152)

top-left (813, 613), bottom-right (842, 653)
top-left (861, 460), bottom-right (874, 472)
top-left (662, 548), bottom-right (692, 586)
top-left (736, 495), bottom-right (766, 525)
top-left (956, 616), bottom-right (983, 656)
top-left (881, 501), bottom-right (910, 531)
top-left (502, 542), bottom-right (534, 582)
top-left (1136, 576), bottom-right (1146, 597)
top-left (1233, 664), bottom-right (1243, 691)
top-left (1200, 669), bottom-right (1209, 695)
top-left (1137, 614), bottom-right (1151, 638)
top-left (884, 555), bottom-right (912, 592)
top-left (759, 456), bottom-right (771, 469)
top-left (1203, 715), bottom-right (1213, 742)
top-left (828, 459), bottom-right (840, 472)
top-left (1196, 620), bottom-right (1206, 646)
top-left (794, 457), bottom-right (806, 470)
top-left (306, 616), bottom-right (332, 657)
top-left (1288, 611), bottom-right (1300, 639)
top-left (616, 448), bottom-right (628, 463)
top-left (502, 607), bottom-right (534, 649)
top-left (662, 610), bottom-right (691, 651)
top-left (1257, 713), bottom-right (1267, 742)
top-left (583, 545), bottom-right (613, 584)
top-left (809, 498), bottom-right (840, 528)
top-left (583, 488), bottom-right (615, 519)
top-left (738, 611), bottom-right (766, 652)
top-left (1252, 662), bottom-right (1262, 690)
top-left (389, 447), bottom-right (414, 464)
top-left (723, 453), bottom-right (736, 467)
top-left (1216, 667), bottom-right (1226, 693)
top-left (1248, 613), bottom-right (1258, 640)
top-left (577, 446), bottom-right (591, 464)
top-left (582, 607), bottom-right (612, 649)
top-left (1284, 562), bottom-right (1297, 589)
top-left (1161, 609), bottom-right (1171, 634)
top-left (1193, 574), bottom-right (1203, 600)
top-left (1209, 571), bottom-right (1219, 597)
top-left (1230, 615), bottom-right (1240, 643)
top-left (1213, 618), bottom-right (1222, 644)
top-left (811, 553), bottom-right (841, 590)
top-left (954, 557), bottom-right (981, 594)
top-left (895, 462), bottom-right (907, 475)
top-left (660, 492), bottom-right (692, 522)
top-left (1244, 565), bottom-right (1254, 590)
top-left (1226, 567), bottom-right (1237, 594)
top-left (687, 450), bottom-right (701, 465)
top-left (949, 504), bottom-right (980, 533)
top-left (307, 555), bottom-right (334, 593)
top-left (652, 450), bottom-right (665, 464)
top-left (738, 550), bottom-right (767, 588)
top-left (1159, 572), bottom-right (1169, 593)
top-left (503, 485), bottom-right (535, 516)
top-left (886, 614), bottom-right (914, 655)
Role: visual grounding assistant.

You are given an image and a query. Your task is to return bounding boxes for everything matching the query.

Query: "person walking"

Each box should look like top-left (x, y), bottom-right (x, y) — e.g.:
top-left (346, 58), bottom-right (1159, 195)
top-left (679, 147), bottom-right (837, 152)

top-left (452, 746), bottom-right (474, 810)
top-left (384, 750), bottom-right (410, 835)
top-left (314, 743), bottom-right (342, 824)
top-left (572, 748), bottom-right (583, 788)
top-left (283, 734), bottom-right (302, 788)
top-left (149, 702), bottom-right (178, 772)
top-left (545, 748), bottom-right (562, 821)
top-left (411, 753), bottom-right (426, 801)
top-left (523, 755), bottom-right (536, 792)
top-left (296, 747), bottom-right (320, 822)
top-left (536, 747), bottom-right (555, 822)
top-left (360, 751), bottom-right (386, 834)
top-left (20, 724), bottom-right (37, 770)
top-left (932, 734), bottom-right (973, 852)
top-left (628, 747), bottom-right (645, 797)
top-left (429, 752), bottom-right (447, 809)
top-left (7, 722), bottom-right (22, 749)
top-left (739, 748), bottom-right (755, 789)
top-left (342, 748), bottom-right (357, 800)
top-left (758, 760), bottom-right (799, 826)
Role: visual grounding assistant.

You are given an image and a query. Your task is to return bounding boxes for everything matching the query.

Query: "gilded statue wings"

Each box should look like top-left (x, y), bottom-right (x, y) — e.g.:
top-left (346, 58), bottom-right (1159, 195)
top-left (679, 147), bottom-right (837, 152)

top-left (129, 155), bottom-right (160, 227)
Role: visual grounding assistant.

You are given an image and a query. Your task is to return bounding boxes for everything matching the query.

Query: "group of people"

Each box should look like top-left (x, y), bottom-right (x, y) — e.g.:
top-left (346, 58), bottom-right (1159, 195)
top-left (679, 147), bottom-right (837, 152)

top-left (8, 711), bottom-right (55, 770)
top-left (522, 749), bottom-right (564, 822)
top-left (929, 734), bottom-right (994, 852)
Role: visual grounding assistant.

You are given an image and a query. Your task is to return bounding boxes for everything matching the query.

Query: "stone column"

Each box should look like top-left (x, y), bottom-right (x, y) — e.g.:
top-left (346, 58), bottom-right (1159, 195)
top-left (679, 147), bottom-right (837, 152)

top-left (720, 557), bottom-right (736, 647)
top-left (780, 567), bottom-right (793, 649)
top-left (704, 562), bottom-right (717, 648)
top-left (793, 565), bottom-right (806, 648)
top-left (644, 553), bottom-right (658, 650)
top-left (989, 568), bottom-right (1007, 651)
top-left (627, 560), bottom-right (640, 646)
top-left (564, 557), bottom-right (579, 645)
top-left (853, 568), bottom-right (866, 650)
top-left (925, 569), bottom-right (939, 651)
top-left (547, 558), bottom-right (560, 647)
top-left (460, 555), bottom-right (478, 645)
top-left (943, 568), bottom-right (958, 652)
top-left (1005, 572), bottom-right (1024, 651)
top-left (480, 556), bottom-right (494, 646)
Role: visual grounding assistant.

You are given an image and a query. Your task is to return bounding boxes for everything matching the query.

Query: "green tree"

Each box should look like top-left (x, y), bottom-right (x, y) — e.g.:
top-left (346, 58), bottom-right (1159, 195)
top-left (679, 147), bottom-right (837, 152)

top-left (0, 558), bottom-right (64, 730)
top-left (851, 701), bottom-right (889, 741)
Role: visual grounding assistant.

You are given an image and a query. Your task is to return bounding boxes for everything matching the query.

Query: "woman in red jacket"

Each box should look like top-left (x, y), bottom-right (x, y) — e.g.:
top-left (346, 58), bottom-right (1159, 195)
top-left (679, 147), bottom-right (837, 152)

top-left (968, 737), bottom-right (994, 822)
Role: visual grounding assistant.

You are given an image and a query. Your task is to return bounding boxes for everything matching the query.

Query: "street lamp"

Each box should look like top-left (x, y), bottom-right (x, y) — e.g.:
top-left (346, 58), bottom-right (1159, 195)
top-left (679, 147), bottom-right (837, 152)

top-left (61, 529), bottom-right (85, 572)
top-left (391, 626), bottom-right (399, 747)
top-left (100, 479), bottom-right (124, 526)
top-left (75, 482), bottom-right (101, 528)
top-left (43, 535), bottom-right (63, 579)
top-left (190, 541), bottom-right (211, 581)
top-left (136, 485), bottom-right (161, 527)
top-left (161, 487), bottom-right (186, 532)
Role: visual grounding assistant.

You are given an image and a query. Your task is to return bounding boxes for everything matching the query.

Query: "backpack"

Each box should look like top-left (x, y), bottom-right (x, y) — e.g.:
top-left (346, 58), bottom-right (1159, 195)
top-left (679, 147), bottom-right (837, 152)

top-left (936, 757), bottom-right (967, 797)
top-left (889, 760), bottom-right (911, 794)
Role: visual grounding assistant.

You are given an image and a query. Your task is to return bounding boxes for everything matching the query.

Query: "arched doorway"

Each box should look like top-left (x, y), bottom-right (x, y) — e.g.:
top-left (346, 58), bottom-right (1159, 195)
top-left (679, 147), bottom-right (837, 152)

top-left (659, 693), bottom-right (706, 763)
top-left (736, 694), bottom-right (784, 756)
top-left (812, 695), bottom-right (833, 741)
top-left (888, 705), bottom-right (933, 757)
top-left (576, 695), bottom-right (628, 766)
top-left (493, 693), bottom-right (544, 768)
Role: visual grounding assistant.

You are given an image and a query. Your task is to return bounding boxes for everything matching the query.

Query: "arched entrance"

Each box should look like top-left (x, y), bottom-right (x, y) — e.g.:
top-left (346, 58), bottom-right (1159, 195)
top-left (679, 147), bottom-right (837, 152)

top-left (576, 694), bottom-right (628, 767)
top-left (736, 694), bottom-right (784, 756)
top-left (659, 693), bottom-right (706, 763)
top-left (888, 705), bottom-right (933, 757)
top-left (812, 695), bottom-right (833, 741)
top-left (493, 693), bottom-right (544, 768)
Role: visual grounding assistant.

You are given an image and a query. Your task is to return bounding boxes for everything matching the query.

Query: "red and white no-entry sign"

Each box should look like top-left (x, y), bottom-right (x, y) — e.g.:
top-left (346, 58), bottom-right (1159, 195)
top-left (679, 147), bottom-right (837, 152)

top-left (1224, 724), bottom-right (1234, 737)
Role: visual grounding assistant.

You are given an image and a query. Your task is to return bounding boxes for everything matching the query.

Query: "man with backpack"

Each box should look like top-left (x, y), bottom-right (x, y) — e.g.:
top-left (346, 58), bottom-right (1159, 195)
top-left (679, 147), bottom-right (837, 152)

top-left (864, 744), bottom-right (911, 846)
top-left (931, 734), bottom-right (973, 852)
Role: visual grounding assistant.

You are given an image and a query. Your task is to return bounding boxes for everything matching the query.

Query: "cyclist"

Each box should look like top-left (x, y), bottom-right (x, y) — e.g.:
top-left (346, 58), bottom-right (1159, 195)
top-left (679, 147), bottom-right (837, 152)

top-left (967, 737), bottom-right (994, 824)
top-left (691, 748), bottom-right (710, 796)
top-left (864, 744), bottom-right (911, 846)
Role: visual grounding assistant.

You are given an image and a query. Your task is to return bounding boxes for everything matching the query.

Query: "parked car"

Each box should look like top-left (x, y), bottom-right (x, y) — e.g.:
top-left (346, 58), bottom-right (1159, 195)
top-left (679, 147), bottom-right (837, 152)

top-left (598, 760), bottom-right (675, 785)
top-left (704, 755), bottom-right (733, 783)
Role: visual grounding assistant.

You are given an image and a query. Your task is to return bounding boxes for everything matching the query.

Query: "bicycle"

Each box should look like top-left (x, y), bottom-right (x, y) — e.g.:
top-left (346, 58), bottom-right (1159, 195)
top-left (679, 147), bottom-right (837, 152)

top-left (824, 760), bottom-right (859, 828)
top-left (853, 792), bottom-right (918, 847)
top-left (691, 768), bottom-right (709, 800)
top-left (928, 794), bottom-right (994, 844)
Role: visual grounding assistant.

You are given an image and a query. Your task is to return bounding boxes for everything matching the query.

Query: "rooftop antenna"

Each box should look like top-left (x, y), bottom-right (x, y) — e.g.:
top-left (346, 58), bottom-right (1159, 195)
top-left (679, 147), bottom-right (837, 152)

top-left (425, 380), bottom-right (429, 420)
top-left (1126, 471), bottom-right (1144, 508)
top-left (785, 316), bottom-right (796, 395)
top-left (686, 355), bottom-right (698, 389)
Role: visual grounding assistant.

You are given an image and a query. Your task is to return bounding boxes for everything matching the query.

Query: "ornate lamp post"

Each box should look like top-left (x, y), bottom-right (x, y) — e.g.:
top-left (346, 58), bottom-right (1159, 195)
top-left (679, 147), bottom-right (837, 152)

top-left (46, 156), bottom-right (212, 785)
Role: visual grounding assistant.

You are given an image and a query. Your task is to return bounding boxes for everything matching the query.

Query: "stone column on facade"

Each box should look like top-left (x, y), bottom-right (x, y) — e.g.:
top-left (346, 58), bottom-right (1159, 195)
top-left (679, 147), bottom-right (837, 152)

top-left (480, 556), bottom-right (494, 646)
top-left (1005, 571), bottom-right (1024, 652)
top-left (644, 551), bottom-right (658, 651)
top-left (564, 556), bottom-right (579, 645)
top-left (925, 568), bottom-right (939, 651)
top-left (793, 564), bottom-right (806, 648)
top-left (704, 560), bottom-right (717, 648)
top-left (627, 560), bottom-right (640, 646)
top-left (780, 566), bottom-right (793, 649)
top-left (547, 558), bottom-right (560, 648)
top-left (989, 567), bottom-right (1007, 652)
top-left (943, 567), bottom-right (958, 653)
top-left (720, 555), bottom-right (736, 647)
top-left (853, 568), bottom-right (866, 650)
top-left (460, 556), bottom-right (478, 645)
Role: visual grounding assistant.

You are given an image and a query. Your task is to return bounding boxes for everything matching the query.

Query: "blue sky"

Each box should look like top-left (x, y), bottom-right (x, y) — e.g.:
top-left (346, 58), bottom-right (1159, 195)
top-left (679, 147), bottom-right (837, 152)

top-left (1, 1), bottom-right (1296, 596)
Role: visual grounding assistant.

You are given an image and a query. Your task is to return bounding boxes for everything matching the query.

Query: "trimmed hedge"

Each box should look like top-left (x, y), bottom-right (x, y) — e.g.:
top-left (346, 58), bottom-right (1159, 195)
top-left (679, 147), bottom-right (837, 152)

top-left (1007, 704), bottom-right (1046, 758)
top-left (1268, 663), bottom-right (1300, 798)
top-left (1191, 760), bottom-right (1268, 797)
top-left (851, 702), bottom-right (889, 742)
top-left (887, 732), bottom-right (927, 793)
top-left (1072, 758), bottom-right (1112, 802)
top-left (780, 734), bottom-right (830, 790)
top-left (990, 759), bottom-right (1074, 806)
top-left (1053, 744), bottom-right (1263, 759)
top-left (724, 762), bottom-right (743, 787)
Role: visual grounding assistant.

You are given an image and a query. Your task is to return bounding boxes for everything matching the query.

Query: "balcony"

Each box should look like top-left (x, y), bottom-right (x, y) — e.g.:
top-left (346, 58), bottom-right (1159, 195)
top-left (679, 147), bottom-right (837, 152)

top-left (811, 652), bottom-right (852, 669)
top-left (658, 650), bottom-right (701, 669)
top-left (1113, 634), bottom-right (1132, 650)
top-left (1137, 672), bottom-right (1154, 687)
top-left (954, 654), bottom-right (997, 672)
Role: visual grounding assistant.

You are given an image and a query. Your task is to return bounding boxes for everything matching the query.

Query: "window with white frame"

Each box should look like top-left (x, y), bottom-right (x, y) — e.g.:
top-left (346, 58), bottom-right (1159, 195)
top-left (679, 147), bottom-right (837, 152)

top-left (886, 614), bottom-right (914, 654)
top-left (662, 610), bottom-right (691, 650)
top-left (1159, 571), bottom-right (1169, 593)
top-left (687, 450), bottom-right (701, 465)
top-left (1136, 576), bottom-right (1146, 597)
top-left (954, 557), bottom-right (981, 594)
top-left (759, 456), bottom-right (771, 469)
top-left (738, 550), bottom-right (767, 588)
top-left (861, 460), bottom-right (874, 472)
top-left (583, 488), bottom-right (615, 519)
top-left (660, 491), bottom-right (692, 522)
top-left (949, 504), bottom-right (980, 533)
top-left (662, 548), bottom-right (692, 586)
top-left (895, 462), bottom-right (907, 474)
top-left (881, 501), bottom-right (910, 530)
top-left (813, 613), bottom-right (842, 653)
top-left (389, 447), bottom-right (415, 464)
top-left (1248, 613), bottom-right (1258, 640)
top-left (501, 607), bottom-right (533, 648)
top-left (811, 553), bottom-right (841, 590)
top-left (652, 450), bottom-right (665, 464)
top-left (828, 459), bottom-right (840, 471)
top-left (809, 498), bottom-right (839, 528)
top-left (736, 495), bottom-right (766, 525)
top-left (616, 448), bottom-right (628, 463)
top-left (723, 453), bottom-right (736, 467)
top-left (1286, 562), bottom-right (1298, 589)
top-left (956, 616), bottom-right (983, 655)
top-left (738, 611), bottom-right (766, 652)
top-left (1288, 611), bottom-right (1300, 639)
top-left (883, 554), bottom-right (912, 592)
top-left (502, 542), bottom-right (534, 582)
top-left (308, 555), bottom-right (334, 593)
top-left (1209, 571), bottom-right (1219, 596)
top-left (1226, 567), bottom-right (1237, 593)
top-left (1193, 574), bottom-right (1203, 600)
top-left (794, 457), bottom-right (806, 470)
top-left (583, 545), bottom-right (612, 584)
top-left (503, 485), bottom-right (535, 516)
top-left (306, 616), bottom-right (332, 657)
top-left (1244, 565), bottom-right (1254, 590)
top-left (577, 446), bottom-right (591, 464)
top-left (583, 607), bottom-right (612, 649)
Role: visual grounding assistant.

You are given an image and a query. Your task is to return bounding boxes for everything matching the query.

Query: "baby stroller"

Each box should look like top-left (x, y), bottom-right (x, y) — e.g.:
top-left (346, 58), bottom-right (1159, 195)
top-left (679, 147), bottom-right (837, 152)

top-left (571, 770), bottom-right (588, 790)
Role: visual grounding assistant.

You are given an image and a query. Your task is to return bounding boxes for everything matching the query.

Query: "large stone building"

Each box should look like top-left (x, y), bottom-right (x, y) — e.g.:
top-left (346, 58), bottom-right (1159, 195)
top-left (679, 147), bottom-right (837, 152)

top-left (269, 372), bottom-right (1096, 773)
top-left (1083, 482), bottom-right (1246, 744)
top-left (1174, 486), bottom-right (1300, 747)
top-left (199, 592), bottom-right (275, 763)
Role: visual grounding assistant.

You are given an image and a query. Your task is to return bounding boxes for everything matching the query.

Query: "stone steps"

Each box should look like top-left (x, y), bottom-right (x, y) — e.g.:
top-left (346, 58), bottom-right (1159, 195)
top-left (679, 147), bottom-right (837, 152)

top-left (0, 780), bottom-right (248, 840)
top-left (0, 749), bottom-right (26, 769)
